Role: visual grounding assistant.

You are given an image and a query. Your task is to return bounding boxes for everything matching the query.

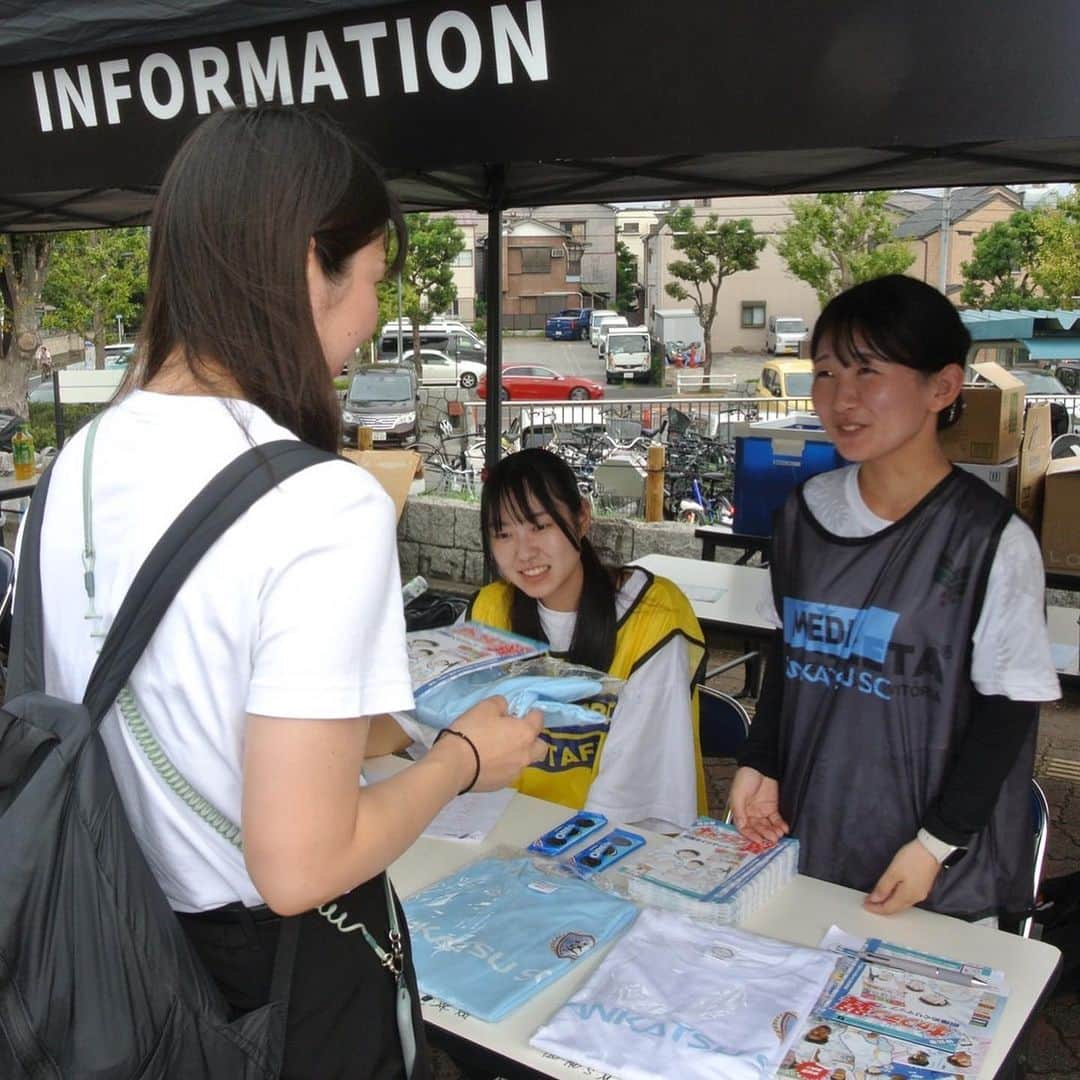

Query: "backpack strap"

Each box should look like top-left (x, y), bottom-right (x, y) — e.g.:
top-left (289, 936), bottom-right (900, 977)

top-left (82, 439), bottom-right (337, 726)
top-left (6, 460), bottom-right (57, 701)
top-left (4, 438), bottom-right (337, 720)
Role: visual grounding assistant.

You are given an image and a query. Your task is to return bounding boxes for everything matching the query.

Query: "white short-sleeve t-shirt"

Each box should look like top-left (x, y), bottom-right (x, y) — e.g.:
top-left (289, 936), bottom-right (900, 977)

top-left (25, 391), bottom-right (414, 912)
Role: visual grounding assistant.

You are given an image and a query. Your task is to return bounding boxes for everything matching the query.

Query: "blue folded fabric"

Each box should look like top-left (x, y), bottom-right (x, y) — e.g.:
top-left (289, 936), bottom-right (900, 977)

top-left (404, 857), bottom-right (638, 1022)
top-left (414, 672), bottom-right (604, 730)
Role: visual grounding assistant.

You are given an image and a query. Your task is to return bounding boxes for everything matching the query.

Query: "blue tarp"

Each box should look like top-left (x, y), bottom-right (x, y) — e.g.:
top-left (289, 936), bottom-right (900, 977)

top-left (961, 310), bottom-right (1080, 340)
top-left (1020, 338), bottom-right (1080, 362)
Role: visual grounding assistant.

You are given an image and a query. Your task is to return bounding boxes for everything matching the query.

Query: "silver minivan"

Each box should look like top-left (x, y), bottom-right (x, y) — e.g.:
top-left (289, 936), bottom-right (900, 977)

top-left (379, 324), bottom-right (485, 365)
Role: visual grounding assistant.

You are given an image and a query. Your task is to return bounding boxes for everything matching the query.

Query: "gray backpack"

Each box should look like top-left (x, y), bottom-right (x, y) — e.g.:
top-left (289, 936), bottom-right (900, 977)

top-left (0, 439), bottom-right (334, 1078)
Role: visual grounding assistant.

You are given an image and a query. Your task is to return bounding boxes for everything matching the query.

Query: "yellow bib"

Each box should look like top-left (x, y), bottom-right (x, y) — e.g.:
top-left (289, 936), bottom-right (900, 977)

top-left (468, 574), bottom-right (708, 815)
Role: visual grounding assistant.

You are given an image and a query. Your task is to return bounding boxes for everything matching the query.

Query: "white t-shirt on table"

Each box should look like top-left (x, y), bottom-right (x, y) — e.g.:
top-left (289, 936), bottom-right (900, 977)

top-left (21, 390), bottom-right (414, 912)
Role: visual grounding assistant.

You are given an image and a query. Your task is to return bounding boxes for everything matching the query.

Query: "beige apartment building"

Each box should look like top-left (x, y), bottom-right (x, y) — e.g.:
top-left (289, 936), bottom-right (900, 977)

top-left (615, 207), bottom-right (661, 288)
top-left (643, 196), bottom-right (820, 354)
top-left (448, 216), bottom-right (477, 322)
top-left (892, 186), bottom-right (1023, 301)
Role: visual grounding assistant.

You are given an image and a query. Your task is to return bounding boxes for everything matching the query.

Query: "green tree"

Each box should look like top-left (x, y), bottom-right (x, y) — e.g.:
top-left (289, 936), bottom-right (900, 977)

top-left (615, 240), bottom-right (638, 315)
top-left (0, 233), bottom-right (52, 417)
top-left (663, 208), bottom-right (766, 373)
top-left (959, 210), bottom-right (1049, 309)
top-left (1033, 188), bottom-right (1080, 307)
top-left (398, 213), bottom-right (465, 357)
top-left (776, 191), bottom-right (914, 306)
top-left (42, 228), bottom-right (149, 368)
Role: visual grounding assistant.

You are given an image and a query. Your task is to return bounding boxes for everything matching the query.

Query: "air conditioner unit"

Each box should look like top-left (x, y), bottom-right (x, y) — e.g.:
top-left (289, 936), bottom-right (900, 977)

top-left (550, 247), bottom-right (565, 257)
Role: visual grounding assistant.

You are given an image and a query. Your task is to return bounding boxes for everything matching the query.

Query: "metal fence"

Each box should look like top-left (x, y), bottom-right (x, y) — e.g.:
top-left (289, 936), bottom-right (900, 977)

top-left (458, 392), bottom-right (1080, 448)
top-left (460, 395), bottom-right (815, 446)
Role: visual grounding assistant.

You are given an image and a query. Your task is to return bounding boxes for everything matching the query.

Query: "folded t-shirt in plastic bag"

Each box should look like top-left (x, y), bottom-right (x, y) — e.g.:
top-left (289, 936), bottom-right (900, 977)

top-left (403, 856), bottom-right (637, 1022)
top-left (530, 908), bottom-right (835, 1080)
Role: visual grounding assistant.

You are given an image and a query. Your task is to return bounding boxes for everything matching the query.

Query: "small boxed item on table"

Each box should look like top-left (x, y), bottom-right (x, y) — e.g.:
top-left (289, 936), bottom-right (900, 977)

top-left (618, 816), bottom-right (799, 924)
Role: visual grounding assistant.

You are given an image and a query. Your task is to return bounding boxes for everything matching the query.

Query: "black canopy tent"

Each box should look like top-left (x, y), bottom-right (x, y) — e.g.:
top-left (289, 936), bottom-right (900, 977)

top-left (2, 0), bottom-right (1080, 461)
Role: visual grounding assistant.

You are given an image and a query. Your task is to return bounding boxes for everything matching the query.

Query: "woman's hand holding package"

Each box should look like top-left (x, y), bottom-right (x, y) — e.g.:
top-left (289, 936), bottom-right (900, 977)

top-left (730, 766), bottom-right (789, 845)
top-left (446, 694), bottom-right (547, 791)
top-left (863, 839), bottom-right (940, 916)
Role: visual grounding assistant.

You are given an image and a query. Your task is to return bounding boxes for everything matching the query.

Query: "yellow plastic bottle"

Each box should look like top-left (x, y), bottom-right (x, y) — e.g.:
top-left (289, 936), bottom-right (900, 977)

top-left (12, 424), bottom-right (35, 481)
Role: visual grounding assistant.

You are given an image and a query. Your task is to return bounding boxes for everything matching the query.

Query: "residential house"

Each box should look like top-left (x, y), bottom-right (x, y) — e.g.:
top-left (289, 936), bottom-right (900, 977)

top-left (489, 218), bottom-right (587, 332)
top-left (447, 215), bottom-right (477, 322)
top-left (643, 195), bottom-right (820, 354)
top-left (891, 185), bottom-right (1023, 302)
top-left (615, 207), bottom-right (662, 287)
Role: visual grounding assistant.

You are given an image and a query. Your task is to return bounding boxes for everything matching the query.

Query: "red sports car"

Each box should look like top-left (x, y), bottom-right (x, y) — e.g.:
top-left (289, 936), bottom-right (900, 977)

top-left (477, 365), bottom-right (605, 401)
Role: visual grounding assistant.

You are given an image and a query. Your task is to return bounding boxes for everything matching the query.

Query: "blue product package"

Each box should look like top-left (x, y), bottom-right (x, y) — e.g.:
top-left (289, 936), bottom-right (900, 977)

top-left (569, 829), bottom-right (646, 876)
top-left (415, 673), bottom-right (606, 730)
top-left (403, 857), bottom-right (638, 1022)
top-left (528, 812), bottom-right (609, 857)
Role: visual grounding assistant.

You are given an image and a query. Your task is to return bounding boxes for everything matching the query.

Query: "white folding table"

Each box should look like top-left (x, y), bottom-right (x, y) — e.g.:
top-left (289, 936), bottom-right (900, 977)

top-left (380, 761), bottom-right (1061, 1080)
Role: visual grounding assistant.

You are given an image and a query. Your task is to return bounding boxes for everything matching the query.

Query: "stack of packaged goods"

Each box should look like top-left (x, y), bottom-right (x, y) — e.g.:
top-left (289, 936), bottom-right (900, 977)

top-left (619, 816), bottom-right (799, 925)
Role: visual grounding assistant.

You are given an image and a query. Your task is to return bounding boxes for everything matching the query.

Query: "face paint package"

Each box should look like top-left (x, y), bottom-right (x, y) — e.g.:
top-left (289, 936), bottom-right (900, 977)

top-left (617, 816), bottom-right (799, 926)
top-left (402, 854), bottom-right (638, 1022)
top-left (530, 908), bottom-right (835, 1080)
top-left (405, 623), bottom-right (623, 730)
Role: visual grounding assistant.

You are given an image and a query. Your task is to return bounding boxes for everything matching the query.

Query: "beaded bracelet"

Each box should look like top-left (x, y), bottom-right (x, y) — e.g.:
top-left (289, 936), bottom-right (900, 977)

top-left (433, 727), bottom-right (481, 795)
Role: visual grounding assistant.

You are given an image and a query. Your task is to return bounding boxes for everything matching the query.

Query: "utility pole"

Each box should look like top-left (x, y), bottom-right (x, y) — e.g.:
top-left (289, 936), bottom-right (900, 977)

top-left (938, 187), bottom-right (951, 296)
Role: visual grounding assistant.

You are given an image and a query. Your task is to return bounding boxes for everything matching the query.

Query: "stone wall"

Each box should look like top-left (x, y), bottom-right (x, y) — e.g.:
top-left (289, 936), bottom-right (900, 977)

top-left (397, 494), bottom-right (730, 587)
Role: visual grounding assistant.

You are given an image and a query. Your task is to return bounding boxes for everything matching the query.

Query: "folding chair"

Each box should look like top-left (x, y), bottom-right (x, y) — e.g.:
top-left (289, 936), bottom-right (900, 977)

top-left (1020, 778), bottom-right (1051, 939)
top-left (704, 649), bottom-right (762, 700)
top-left (697, 685), bottom-right (751, 759)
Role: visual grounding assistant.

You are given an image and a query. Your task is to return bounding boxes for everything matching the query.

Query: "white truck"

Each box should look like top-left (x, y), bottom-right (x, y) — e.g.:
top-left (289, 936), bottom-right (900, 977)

top-left (603, 326), bottom-right (652, 384)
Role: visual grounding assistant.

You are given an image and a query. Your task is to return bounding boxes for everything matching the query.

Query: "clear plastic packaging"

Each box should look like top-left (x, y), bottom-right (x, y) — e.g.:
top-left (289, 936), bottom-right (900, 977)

top-left (618, 816), bottom-right (799, 926)
top-left (402, 850), bottom-right (638, 1023)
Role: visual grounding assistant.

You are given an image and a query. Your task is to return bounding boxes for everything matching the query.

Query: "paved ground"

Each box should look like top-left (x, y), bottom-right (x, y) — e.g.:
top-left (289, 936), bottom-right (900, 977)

top-left (429, 634), bottom-right (1080, 1079)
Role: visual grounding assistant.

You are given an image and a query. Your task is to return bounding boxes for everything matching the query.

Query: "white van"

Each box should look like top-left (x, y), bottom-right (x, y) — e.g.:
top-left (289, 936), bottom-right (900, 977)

top-left (379, 323), bottom-right (485, 365)
top-left (604, 326), bottom-right (652, 383)
top-left (588, 310), bottom-right (619, 347)
top-left (596, 315), bottom-right (628, 351)
top-left (765, 315), bottom-right (809, 356)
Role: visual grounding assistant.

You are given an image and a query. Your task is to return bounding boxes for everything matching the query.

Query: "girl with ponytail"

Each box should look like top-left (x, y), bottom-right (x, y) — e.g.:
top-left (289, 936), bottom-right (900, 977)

top-left (470, 448), bottom-right (709, 829)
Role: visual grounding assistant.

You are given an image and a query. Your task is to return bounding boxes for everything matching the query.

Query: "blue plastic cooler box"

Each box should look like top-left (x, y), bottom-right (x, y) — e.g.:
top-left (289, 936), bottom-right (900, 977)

top-left (734, 436), bottom-right (844, 536)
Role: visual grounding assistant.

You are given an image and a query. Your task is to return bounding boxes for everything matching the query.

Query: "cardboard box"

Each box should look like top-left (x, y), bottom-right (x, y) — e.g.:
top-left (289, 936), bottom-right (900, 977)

top-left (1041, 456), bottom-right (1080, 572)
top-left (956, 458), bottom-right (1018, 501)
top-left (940, 361), bottom-right (1025, 465)
top-left (340, 449), bottom-right (421, 519)
top-left (1016, 402), bottom-right (1053, 527)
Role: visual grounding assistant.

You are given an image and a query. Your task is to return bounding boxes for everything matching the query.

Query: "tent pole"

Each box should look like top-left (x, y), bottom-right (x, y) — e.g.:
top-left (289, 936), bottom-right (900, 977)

top-left (483, 165), bottom-right (505, 476)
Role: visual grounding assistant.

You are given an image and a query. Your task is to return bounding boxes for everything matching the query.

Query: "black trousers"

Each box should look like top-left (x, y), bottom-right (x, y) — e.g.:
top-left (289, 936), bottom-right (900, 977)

top-left (177, 874), bottom-right (431, 1080)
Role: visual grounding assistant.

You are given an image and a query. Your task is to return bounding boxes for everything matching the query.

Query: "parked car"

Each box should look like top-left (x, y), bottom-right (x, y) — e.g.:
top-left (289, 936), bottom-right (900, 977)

top-left (104, 342), bottom-right (136, 368)
top-left (765, 315), bottom-right (809, 355)
top-left (477, 365), bottom-right (604, 401)
top-left (588, 309), bottom-right (619, 347)
top-left (400, 348), bottom-right (485, 389)
top-left (757, 358), bottom-right (813, 399)
top-left (379, 324), bottom-right (485, 367)
top-left (544, 308), bottom-right (592, 340)
top-left (341, 364), bottom-right (418, 448)
top-left (972, 366), bottom-right (1080, 434)
top-left (1047, 360), bottom-right (1080, 394)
